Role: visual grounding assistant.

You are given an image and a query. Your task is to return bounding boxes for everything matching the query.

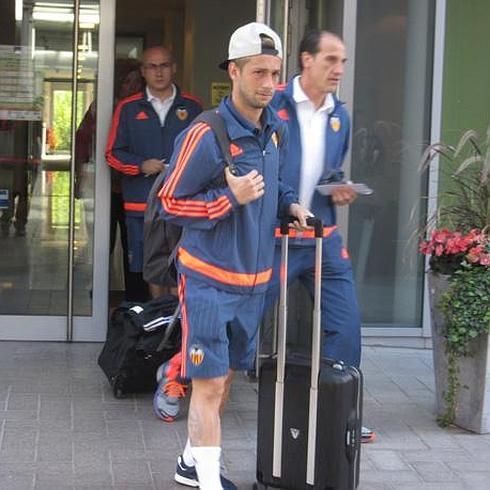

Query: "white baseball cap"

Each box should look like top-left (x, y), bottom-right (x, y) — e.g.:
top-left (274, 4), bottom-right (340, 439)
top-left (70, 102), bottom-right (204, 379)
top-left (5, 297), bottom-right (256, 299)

top-left (219, 22), bottom-right (283, 70)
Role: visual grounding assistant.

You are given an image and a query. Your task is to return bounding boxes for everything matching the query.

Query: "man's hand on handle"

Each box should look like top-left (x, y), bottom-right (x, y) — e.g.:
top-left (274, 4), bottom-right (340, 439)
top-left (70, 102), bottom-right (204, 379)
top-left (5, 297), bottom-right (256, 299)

top-left (288, 203), bottom-right (313, 231)
top-left (225, 168), bottom-right (265, 205)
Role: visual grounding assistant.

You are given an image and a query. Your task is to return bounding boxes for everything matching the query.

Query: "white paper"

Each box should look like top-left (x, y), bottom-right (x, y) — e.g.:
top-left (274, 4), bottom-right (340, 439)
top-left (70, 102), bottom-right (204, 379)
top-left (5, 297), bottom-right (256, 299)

top-left (316, 182), bottom-right (373, 196)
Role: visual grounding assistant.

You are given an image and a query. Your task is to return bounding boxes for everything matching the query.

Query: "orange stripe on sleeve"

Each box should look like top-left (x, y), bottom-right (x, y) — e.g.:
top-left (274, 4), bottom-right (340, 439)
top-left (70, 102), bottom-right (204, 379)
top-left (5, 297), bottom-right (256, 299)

top-left (162, 195), bottom-right (232, 219)
top-left (105, 93), bottom-right (144, 175)
top-left (160, 123), bottom-right (233, 220)
top-left (163, 123), bottom-right (210, 196)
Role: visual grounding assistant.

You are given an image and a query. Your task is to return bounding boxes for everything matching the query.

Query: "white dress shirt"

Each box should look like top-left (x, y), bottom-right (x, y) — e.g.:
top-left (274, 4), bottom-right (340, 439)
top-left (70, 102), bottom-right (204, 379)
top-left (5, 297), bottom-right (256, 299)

top-left (146, 85), bottom-right (177, 126)
top-left (293, 76), bottom-right (335, 209)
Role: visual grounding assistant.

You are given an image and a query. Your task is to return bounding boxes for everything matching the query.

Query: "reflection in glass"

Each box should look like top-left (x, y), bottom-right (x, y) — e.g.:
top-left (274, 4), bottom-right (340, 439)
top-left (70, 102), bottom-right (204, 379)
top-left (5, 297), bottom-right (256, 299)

top-left (0, 1), bottom-right (99, 316)
top-left (349, 0), bottom-right (435, 327)
top-left (73, 1), bottom-right (99, 316)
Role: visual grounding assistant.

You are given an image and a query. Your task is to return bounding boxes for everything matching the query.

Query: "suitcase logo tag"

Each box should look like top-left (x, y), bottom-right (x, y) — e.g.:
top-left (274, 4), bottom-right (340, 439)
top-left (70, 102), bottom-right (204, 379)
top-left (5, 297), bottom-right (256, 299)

top-left (189, 345), bottom-right (205, 366)
top-left (289, 428), bottom-right (300, 440)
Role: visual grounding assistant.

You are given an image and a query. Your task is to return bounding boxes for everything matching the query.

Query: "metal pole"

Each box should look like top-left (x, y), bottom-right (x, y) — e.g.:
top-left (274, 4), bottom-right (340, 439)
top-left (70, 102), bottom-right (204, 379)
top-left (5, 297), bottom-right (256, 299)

top-left (67, 0), bottom-right (81, 341)
top-left (281, 0), bottom-right (289, 83)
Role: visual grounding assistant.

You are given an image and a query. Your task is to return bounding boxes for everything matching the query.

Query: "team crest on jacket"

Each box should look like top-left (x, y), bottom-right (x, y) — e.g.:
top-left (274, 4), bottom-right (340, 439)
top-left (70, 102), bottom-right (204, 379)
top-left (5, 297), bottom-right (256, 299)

top-left (330, 116), bottom-right (341, 132)
top-left (176, 107), bottom-right (189, 121)
top-left (189, 345), bottom-right (205, 366)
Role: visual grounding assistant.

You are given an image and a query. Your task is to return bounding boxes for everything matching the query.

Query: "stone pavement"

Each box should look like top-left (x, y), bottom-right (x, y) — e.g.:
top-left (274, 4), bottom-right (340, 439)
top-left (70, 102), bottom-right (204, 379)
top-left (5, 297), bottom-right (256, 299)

top-left (1, 342), bottom-right (490, 489)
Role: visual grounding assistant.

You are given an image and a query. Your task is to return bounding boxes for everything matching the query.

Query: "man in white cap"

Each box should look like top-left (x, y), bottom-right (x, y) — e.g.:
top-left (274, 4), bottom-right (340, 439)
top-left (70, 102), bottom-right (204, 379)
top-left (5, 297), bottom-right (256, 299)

top-left (159, 22), bottom-right (310, 490)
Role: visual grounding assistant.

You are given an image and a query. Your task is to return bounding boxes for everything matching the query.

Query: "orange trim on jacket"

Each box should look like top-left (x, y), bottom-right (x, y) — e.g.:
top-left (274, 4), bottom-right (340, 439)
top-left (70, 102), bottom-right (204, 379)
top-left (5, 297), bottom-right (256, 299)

top-left (178, 274), bottom-right (189, 379)
top-left (160, 122), bottom-right (232, 220)
top-left (274, 225), bottom-right (337, 239)
top-left (105, 93), bottom-right (143, 176)
top-left (178, 247), bottom-right (272, 287)
top-left (123, 202), bottom-right (147, 212)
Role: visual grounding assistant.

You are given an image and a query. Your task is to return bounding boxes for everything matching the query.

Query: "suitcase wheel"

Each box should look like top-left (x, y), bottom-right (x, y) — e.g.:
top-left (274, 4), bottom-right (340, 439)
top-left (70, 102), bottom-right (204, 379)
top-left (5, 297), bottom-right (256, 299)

top-left (112, 376), bottom-right (126, 399)
top-left (114, 386), bottom-right (125, 399)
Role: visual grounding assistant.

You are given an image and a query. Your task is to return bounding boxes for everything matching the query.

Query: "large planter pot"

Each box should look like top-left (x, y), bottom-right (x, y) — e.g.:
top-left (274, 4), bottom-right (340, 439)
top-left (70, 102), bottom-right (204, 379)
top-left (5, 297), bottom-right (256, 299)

top-left (428, 271), bottom-right (490, 433)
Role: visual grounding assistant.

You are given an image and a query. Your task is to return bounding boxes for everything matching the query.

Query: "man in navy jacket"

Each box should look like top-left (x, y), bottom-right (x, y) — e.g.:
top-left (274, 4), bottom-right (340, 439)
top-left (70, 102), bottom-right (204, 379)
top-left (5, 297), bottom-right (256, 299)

top-left (267, 29), bottom-right (375, 443)
top-left (160, 23), bottom-right (310, 490)
top-left (105, 46), bottom-right (201, 298)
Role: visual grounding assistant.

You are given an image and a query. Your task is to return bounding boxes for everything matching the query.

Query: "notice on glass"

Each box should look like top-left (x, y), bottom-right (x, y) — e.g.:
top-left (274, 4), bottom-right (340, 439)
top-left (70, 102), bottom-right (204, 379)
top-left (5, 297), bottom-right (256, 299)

top-left (0, 45), bottom-right (42, 121)
top-left (211, 82), bottom-right (230, 106)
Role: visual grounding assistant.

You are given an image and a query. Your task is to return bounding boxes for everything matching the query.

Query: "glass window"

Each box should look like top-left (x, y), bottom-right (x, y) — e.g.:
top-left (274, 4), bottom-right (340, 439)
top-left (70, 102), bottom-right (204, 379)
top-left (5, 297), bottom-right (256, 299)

top-left (0, 1), bottom-right (99, 316)
top-left (349, 0), bottom-right (435, 327)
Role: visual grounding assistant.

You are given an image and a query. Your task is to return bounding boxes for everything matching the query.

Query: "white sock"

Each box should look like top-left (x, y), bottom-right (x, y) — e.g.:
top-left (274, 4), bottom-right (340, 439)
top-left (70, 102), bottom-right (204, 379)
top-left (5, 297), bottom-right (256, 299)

top-left (191, 446), bottom-right (222, 490)
top-left (182, 438), bottom-right (195, 467)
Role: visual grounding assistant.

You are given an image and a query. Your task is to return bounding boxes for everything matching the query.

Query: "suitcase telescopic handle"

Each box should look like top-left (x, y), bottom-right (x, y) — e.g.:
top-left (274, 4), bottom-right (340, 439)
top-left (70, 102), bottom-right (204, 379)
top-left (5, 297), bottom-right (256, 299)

top-left (279, 215), bottom-right (323, 237)
top-left (273, 214), bottom-right (324, 482)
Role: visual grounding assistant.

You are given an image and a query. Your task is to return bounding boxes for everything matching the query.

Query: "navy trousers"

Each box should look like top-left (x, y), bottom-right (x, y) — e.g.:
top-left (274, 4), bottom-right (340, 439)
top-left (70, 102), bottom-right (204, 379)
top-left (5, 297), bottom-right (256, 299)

top-left (264, 231), bottom-right (362, 367)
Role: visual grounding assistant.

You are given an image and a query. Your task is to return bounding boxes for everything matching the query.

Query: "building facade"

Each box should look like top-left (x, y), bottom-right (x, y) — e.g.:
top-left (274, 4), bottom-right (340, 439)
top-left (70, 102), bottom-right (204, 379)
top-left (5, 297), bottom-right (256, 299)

top-left (0, 0), bottom-right (488, 345)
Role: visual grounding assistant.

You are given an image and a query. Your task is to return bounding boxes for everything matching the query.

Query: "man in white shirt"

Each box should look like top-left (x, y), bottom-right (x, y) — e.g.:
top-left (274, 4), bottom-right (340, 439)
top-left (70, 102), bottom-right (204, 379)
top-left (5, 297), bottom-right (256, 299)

top-left (106, 46), bottom-right (202, 300)
top-left (268, 30), bottom-right (376, 443)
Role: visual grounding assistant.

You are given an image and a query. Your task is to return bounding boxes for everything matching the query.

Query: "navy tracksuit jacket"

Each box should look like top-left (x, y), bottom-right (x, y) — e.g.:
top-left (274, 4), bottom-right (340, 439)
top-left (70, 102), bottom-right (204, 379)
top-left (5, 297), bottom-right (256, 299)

top-left (105, 88), bottom-right (202, 217)
top-left (266, 76), bottom-right (362, 367)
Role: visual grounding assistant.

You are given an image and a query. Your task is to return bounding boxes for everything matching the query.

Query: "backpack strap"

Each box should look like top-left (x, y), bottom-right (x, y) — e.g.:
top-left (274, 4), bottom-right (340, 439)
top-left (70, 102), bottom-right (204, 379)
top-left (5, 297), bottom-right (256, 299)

top-left (192, 109), bottom-right (237, 175)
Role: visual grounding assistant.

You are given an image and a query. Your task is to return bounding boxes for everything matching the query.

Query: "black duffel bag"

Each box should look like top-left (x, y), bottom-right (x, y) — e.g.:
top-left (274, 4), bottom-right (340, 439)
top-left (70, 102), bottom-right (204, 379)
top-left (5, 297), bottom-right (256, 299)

top-left (98, 295), bottom-right (181, 398)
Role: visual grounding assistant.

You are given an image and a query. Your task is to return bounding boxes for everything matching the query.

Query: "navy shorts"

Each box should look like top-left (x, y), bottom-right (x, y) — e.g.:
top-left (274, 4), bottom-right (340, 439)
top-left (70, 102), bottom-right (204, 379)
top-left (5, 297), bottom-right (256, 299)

top-left (125, 216), bottom-right (144, 273)
top-left (179, 274), bottom-right (265, 379)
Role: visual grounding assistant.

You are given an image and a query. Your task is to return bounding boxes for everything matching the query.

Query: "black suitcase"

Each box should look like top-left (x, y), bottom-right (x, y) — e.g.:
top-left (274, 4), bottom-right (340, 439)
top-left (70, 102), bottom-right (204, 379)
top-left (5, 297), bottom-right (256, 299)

top-left (255, 218), bottom-right (362, 490)
top-left (98, 295), bottom-right (181, 398)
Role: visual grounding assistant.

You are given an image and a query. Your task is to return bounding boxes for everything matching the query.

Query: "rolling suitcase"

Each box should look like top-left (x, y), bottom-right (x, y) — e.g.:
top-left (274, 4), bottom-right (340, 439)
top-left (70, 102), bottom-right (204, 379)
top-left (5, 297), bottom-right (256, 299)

top-left (255, 218), bottom-right (362, 490)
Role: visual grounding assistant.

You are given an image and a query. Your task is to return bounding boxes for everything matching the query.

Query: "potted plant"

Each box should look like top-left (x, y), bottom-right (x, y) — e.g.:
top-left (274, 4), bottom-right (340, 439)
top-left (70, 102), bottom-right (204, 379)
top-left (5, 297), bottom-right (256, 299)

top-left (419, 128), bottom-right (490, 432)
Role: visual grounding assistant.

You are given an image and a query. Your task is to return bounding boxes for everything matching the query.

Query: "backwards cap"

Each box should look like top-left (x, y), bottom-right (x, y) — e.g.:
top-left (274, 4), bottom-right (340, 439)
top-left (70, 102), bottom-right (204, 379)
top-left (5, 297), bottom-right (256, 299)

top-left (219, 22), bottom-right (282, 70)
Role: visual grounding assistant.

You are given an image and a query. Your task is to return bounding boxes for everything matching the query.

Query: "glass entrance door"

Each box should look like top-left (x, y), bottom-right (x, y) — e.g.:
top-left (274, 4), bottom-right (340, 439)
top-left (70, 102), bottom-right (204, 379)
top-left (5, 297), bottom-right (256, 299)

top-left (0, 0), bottom-right (110, 341)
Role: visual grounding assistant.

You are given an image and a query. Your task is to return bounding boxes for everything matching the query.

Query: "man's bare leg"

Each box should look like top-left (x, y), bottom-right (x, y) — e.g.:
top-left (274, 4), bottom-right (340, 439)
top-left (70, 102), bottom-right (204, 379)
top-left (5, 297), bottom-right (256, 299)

top-left (187, 375), bottom-right (228, 489)
top-left (188, 376), bottom-right (226, 446)
top-left (220, 370), bottom-right (234, 415)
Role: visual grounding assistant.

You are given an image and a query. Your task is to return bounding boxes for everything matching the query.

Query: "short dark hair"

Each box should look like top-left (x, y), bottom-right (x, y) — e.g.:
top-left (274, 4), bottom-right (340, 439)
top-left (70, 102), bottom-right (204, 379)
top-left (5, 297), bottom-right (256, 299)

top-left (230, 57), bottom-right (252, 70)
top-left (298, 29), bottom-right (324, 70)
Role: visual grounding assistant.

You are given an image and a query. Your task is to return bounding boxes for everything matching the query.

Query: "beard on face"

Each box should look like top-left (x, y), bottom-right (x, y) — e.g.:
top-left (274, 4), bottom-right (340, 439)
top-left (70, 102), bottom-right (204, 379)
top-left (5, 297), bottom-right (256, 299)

top-left (239, 87), bottom-right (272, 109)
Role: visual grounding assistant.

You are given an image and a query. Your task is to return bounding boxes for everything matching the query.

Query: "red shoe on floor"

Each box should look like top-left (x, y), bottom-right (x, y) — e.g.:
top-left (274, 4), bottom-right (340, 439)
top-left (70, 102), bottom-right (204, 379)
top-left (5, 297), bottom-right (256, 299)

top-left (361, 426), bottom-right (376, 443)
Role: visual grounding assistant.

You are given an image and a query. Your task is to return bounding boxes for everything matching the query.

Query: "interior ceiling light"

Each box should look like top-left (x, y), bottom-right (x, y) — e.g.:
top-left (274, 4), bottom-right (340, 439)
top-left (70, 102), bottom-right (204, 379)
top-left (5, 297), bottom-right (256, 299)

top-left (32, 3), bottom-right (99, 25)
top-left (15, 0), bottom-right (23, 22)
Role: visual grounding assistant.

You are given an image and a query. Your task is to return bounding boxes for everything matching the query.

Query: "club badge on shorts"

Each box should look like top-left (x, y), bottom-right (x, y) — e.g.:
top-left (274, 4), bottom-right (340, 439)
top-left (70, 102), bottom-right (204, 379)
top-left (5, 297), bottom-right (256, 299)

top-left (330, 116), bottom-right (341, 132)
top-left (189, 345), bottom-right (205, 366)
top-left (176, 107), bottom-right (189, 121)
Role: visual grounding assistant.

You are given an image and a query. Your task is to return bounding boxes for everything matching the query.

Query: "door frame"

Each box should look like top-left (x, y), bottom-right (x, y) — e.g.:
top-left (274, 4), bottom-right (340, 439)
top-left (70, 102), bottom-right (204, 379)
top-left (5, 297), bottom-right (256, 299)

top-left (0, 0), bottom-right (114, 342)
top-left (72, 0), bottom-right (114, 341)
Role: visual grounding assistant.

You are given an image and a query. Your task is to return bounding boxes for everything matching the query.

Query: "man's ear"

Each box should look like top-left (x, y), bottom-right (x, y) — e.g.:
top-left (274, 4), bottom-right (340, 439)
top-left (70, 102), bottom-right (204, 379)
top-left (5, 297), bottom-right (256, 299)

top-left (301, 51), bottom-right (312, 68)
top-left (228, 62), bottom-right (239, 81)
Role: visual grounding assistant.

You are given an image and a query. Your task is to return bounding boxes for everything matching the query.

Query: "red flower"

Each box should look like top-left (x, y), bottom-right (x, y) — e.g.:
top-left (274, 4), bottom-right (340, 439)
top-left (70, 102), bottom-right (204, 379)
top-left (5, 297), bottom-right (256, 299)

top-left (419, 228), bottom-right (489, 273)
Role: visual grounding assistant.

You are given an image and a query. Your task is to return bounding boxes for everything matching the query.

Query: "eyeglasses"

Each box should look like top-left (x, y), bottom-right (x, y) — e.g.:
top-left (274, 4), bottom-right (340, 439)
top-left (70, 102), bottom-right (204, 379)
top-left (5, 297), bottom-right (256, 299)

top-left (143, 62), bottom-right (173, 71)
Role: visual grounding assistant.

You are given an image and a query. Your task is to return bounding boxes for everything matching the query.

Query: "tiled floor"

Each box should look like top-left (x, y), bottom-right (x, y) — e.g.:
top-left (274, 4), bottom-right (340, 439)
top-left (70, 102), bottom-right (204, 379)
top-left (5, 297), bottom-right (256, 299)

top-left (1, 342), bottom-right (490, 489)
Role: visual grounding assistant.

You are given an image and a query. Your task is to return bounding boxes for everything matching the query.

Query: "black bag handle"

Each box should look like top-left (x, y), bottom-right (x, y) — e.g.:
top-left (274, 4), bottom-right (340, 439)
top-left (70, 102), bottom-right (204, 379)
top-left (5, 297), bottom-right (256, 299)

top-left (155, 304), bottom-right (181, 353)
